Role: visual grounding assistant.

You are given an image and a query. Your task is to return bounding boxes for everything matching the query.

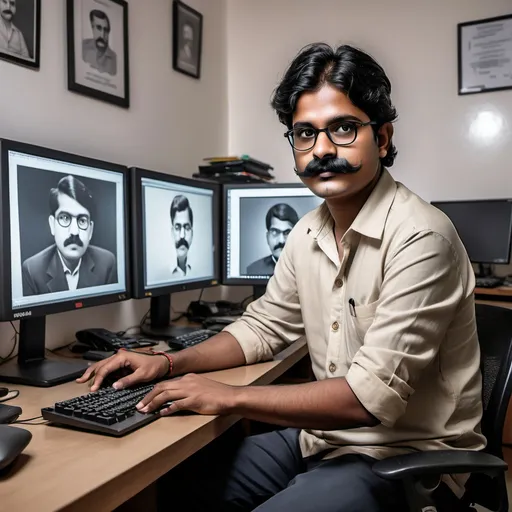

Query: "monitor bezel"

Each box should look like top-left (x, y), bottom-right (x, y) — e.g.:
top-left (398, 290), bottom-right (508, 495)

top-left (0, 138), bottom-right (132, 321)
top-left (222, 182), bottom-right (314, 286)
top-left (431, 198), bottom-right (512, 265)
top-left (130, 167), bottom-right (221, 299)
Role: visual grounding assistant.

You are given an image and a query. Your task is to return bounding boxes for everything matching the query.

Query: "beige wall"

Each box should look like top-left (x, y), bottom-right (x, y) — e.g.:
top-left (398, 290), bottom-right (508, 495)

top-left (0, 0), bottom-right (228, 355)
top-left (226, 0), bottom-right (512, 274)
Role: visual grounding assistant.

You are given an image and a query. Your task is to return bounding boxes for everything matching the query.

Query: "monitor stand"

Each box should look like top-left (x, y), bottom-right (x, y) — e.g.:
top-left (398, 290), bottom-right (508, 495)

top-left (477, 263), bottom-right (493, 278)
top-left (140, 295), bottom-right (199, 339)
top-left (253, 285), bottom-right (267, 300)
top-left (0, 317), bottom-right (89, 387)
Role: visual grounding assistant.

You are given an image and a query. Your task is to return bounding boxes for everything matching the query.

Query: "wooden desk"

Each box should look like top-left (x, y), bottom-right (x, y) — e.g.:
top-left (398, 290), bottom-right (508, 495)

top-left (0, 338), bottom-right (308, 512)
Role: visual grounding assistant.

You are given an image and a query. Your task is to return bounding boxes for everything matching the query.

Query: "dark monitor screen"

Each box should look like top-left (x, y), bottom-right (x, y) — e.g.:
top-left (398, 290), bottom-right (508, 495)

top-left (131, 168), bottom-right (220, 298)
top-left (223, 183), bottom-right (324, 286)
top-left (431, 199), bottom-right (512, 264)
top-left (0, 139), bottom-right (130, 321)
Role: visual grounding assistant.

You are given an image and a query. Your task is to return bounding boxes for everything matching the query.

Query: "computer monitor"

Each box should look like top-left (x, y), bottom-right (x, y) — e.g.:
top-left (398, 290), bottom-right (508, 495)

top-left (431, 199), bottom-right (512, 276)
top-left (0, 139), bottom-right (131, 386)
top-left (223, 183), bottom-right (324, 297)
top-left (131, 167), bottom-right (220, 337)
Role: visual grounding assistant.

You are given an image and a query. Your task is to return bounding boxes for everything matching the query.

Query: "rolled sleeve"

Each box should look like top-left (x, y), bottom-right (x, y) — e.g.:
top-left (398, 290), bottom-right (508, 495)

top-left (223, 230), bottom-right (305, 365)
top-left (346, 231), bottom-right (465, 427)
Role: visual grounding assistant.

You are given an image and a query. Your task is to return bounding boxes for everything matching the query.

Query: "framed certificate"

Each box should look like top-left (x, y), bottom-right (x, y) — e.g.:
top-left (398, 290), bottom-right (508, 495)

top-left (458, 14), bottom-right (512, 95)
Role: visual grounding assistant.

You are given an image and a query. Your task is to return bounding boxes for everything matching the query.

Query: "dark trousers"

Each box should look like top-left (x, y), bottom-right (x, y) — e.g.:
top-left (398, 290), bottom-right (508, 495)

top-left (159, 427), bottom-right (410, 511)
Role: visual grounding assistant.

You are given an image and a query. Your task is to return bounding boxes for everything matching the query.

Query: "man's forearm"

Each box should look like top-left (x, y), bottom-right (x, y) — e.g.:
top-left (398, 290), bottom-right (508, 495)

top-left (171, 332), bottom-right (247, 376)
top-left (231, 378), bottom-right (378, 430)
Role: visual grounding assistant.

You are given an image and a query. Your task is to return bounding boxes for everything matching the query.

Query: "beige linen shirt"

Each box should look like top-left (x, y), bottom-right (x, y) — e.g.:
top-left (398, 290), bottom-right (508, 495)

top-left (224, 169), bottom-right (485, 491)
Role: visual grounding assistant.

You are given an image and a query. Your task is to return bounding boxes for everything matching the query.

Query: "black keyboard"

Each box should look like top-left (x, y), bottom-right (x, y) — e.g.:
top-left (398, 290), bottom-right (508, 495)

top-left (476, 277), bottom-right (504, 288)
top-left (166, 329), bottom-right (217, 350)
top-left (41, 384), bottom-right (158, 436)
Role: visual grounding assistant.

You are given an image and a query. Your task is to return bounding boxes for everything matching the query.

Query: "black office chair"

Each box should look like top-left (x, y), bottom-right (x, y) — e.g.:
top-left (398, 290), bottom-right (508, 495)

top-left (373, 303), bottom-right (512, 511)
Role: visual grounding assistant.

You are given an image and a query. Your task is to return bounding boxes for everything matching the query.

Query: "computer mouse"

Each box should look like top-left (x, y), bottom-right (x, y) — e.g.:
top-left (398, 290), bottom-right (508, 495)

top-left (0, 425), bottom-right (32, 471)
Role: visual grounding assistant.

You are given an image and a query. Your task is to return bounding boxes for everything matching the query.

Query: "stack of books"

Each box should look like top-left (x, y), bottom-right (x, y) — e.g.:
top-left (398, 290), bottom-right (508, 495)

top-left (194, 155), bottom-right (274, 184)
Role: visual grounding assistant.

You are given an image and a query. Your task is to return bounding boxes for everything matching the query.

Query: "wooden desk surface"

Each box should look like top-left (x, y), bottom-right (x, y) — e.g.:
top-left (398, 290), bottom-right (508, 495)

top-left (0, 339), bottom-right (308, 512)
top-left (475, 286), bottom-right (512, 298)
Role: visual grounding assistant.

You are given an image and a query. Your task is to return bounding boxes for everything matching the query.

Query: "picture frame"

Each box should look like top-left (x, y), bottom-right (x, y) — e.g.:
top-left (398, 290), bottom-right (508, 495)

top-left (66, 0), bottom-right (130, 108)
top-left (458, 14), bottom-right (512, 95)
top-left (0, 0), bottom-right (41, 70)
top-left (172, 0), bottom-right (203, 79)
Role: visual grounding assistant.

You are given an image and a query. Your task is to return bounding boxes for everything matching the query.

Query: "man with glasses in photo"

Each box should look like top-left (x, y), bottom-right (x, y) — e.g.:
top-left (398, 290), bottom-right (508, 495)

top-left (170, 194), bottom-right (194, 277)
top-left (246, 203), bottom-right (299, 275)
top-left (22, 175), bottom-right (117, 296)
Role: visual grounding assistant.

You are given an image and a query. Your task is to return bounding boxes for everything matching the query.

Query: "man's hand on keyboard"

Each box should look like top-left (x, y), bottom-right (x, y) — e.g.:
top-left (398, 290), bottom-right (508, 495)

top-left (76, 351), bottom-right (169, 392)
top-left (135, 373), bottom-right (237, 416)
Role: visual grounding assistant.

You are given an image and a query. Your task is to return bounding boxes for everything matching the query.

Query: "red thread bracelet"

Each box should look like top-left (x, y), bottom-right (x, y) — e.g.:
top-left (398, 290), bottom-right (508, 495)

top-left (151, 350), bottom-right (174, 378)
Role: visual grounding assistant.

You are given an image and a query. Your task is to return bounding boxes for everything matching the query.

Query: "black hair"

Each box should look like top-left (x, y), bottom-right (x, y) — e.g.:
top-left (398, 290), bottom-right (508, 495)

top-left (270, 43), bottom-right (398, 167)
top-left (49, 175), bottom-right (95, 219)
top-left (266, 203), bottom-right (299, 230)
top-left (89, 9), bottom-right (110, 31)
top-left (170, 195), bottom-right (193, 226)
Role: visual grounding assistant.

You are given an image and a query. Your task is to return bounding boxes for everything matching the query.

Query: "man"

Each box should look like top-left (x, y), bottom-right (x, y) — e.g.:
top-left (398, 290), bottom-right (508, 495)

top-left (22, 175), bottom-right (117, 295)
top-left (246, 203), bottom-right (299, 275)
top-left (78, 44), bottom-right (484, 511)
top-left (178, 23), bottom-right (194, 66)
top-left (170, 194), bottom-right (193, 277)
top-left (0, 0), bottom-right (29, 58)
top-left (82, 9), bottom-right (117, 76)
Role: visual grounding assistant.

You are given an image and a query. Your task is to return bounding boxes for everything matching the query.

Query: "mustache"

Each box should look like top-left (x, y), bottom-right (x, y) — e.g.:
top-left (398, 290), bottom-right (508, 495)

top-left (176, 239), bottom-right (189, 249)
top-left (64, 235), bottom-right (83, 248)
top-left (295, 157), bottom-right (362, 178)
top-left (2, 10), bottom-right (12, 15)
top-left (95, 37), bottom-right (107, 45)
top-left (272, 243), bottom-right (285, 251)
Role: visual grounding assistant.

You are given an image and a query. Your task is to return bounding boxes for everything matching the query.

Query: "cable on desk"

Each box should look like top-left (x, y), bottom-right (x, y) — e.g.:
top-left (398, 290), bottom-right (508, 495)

top-left (14, 415), bottom-right (47, 425)
top-left (0, 323), bottom-right (18, 365)
top-left (0, 390), bottom-right (19, 402)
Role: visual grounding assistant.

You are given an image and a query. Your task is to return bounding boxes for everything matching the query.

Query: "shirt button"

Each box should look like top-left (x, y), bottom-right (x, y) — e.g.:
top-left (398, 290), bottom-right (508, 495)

top-left (335, 279), bottom-right (342, 288)
top-left (331, 321), bottom-right (339, 331)
top-left (329, 362), bottom-right (337, 373)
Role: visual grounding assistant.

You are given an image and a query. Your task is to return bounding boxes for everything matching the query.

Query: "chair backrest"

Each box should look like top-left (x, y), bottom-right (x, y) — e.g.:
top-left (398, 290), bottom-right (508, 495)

top-left (464, 302), bottom-right (512, 511)
top-left (476, 303), bottom-right (512, 458)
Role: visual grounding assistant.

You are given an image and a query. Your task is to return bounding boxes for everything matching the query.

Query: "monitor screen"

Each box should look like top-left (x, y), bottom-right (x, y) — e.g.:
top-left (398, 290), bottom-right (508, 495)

top-left (131, 168), bottom-right (220, 298)
top-left (223, 184), bottom-right (324, 285)
top-left (431, 199), bottom-right (512, 264)
top-left (0, 140), bottom-right (129, 320)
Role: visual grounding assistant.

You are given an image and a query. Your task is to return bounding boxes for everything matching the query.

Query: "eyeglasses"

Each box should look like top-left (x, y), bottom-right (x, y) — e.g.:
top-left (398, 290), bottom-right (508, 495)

top-left (284, 120), bottom-right (377, 152)
top-left (268, 228), bottom-right (292, 238)
top-left (173, 223), bottom-right (192, 233)
top-left (56, 212), bottom-right (90, 230)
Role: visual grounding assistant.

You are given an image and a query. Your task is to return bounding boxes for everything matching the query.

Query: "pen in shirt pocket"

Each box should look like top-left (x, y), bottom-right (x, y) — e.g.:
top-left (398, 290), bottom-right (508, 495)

top-left (348, 298), bottom-right (356, 317)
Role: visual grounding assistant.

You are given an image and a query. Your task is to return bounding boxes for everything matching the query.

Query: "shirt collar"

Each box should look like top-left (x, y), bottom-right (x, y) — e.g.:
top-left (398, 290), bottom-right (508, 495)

top-left (306, 168), bottom-right (398, 242)
top-left (57, 250), bottom-right (81, 277)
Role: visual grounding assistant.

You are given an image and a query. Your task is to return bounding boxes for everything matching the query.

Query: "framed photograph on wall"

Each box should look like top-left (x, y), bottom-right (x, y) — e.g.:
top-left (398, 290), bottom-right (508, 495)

top-left (172, 0), bottom-right (202, 79)
top-left (67, 0), bottom-right (130, 108)
top-left (0, 0), bottom-right (41, 69)
top-left (458, 14), bottom-right (512, 95)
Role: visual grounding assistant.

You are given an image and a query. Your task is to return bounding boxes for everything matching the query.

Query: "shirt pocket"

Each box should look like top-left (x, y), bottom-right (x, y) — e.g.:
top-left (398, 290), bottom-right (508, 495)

top-left (351, 300), bottom-right (379, 342)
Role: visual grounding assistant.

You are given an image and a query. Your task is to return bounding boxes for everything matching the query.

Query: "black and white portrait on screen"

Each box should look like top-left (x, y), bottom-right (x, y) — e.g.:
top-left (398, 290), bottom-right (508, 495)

top-left (67, 0), bottom-right (129, 108)
top-left (170, 194), bottom-right (194, 277)
top-left (17, 171), bottom-right (118, 297)
top-left (246, 203), bottom-right (299, 275)
top-left (0, 0), bottom-right (40, 69)
top-left (172, 0), bottom-right (202, 79)
top-left (143, 180), bottom-right (214, 288)
top-left (239, 194), bottom-right (323, 277)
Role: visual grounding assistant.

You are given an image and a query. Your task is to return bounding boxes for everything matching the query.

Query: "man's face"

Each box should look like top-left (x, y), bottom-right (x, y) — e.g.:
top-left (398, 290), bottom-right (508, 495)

top-left (91, 15), bottom-right (110, 51)
top-left (0, 0), bottom-right (16, 22)
top-left (266, 216), bottom-right (293, 260)
top-left (292, 84), bottom-right (392, 201)
top-left (49, 193), bottom-right (94, 263)
top-left (172, 209), bottom-right (193, 260)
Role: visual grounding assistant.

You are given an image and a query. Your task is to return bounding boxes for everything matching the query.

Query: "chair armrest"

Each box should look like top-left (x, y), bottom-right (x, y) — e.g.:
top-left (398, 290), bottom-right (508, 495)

top-left (372, 450), bottom-right (507, 480)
